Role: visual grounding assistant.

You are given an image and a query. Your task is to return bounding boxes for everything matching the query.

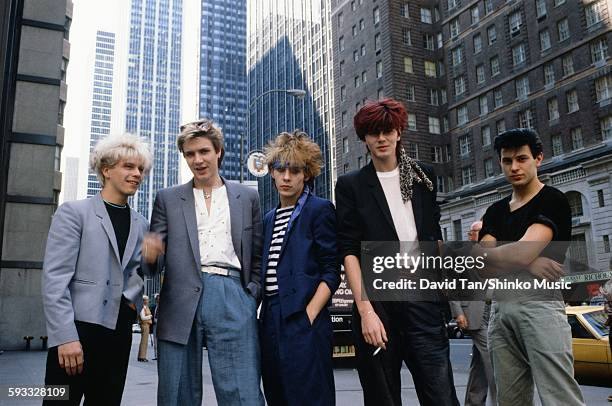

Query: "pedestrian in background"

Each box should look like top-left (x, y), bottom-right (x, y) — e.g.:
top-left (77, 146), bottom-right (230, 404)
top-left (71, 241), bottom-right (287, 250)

top-left (138, 295), bottom-right (153, 362)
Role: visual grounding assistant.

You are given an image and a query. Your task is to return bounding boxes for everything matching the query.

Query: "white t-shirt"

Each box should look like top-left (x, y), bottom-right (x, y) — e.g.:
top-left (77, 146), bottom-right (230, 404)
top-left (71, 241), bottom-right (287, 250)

top-left (376, 167), bottom-right (418, 242)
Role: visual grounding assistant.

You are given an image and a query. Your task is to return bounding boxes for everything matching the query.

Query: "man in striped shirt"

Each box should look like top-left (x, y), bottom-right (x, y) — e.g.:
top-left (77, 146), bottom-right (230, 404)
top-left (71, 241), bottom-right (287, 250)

top-left (260, 131), bottom-right (340, 405)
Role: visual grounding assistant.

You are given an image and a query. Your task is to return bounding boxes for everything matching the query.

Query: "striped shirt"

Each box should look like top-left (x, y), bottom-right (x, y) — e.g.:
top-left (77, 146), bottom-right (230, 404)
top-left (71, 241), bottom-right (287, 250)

top-left (265, 205), bottom-right (295, 296)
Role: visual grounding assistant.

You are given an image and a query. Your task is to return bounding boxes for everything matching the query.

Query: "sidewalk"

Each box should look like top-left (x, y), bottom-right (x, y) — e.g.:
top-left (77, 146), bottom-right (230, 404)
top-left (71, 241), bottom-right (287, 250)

top-left (0, 336), bottom-right (609, 405)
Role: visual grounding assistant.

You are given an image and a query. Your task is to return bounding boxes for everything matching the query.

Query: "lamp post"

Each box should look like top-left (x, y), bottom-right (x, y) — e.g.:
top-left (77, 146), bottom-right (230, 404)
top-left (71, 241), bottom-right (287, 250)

top-left (240, 88), bottom-right (306, 182)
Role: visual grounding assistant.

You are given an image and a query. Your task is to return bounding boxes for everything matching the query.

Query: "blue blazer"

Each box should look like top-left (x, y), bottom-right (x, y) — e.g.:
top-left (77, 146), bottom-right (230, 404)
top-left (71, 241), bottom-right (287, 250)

top-left (262, 193), bottom-right (340, 319)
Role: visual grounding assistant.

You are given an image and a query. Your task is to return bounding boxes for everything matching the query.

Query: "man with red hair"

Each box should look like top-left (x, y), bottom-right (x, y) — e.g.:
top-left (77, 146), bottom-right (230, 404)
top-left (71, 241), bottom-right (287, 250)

top-left (336, 98), bottom-right (458, 405)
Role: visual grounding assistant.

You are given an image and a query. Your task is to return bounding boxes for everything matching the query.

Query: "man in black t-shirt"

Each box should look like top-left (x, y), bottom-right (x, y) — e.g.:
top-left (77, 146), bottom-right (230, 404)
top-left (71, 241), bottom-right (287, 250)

top-left (475, 129), bottom-right (585, 405)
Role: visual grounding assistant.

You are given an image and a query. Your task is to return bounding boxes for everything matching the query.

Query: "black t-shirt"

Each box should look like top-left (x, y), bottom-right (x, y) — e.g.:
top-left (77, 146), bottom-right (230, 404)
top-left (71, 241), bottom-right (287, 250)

top-left (104, 202), bottom-right (131, 262)
top-left (480, 185), bottom-right (571, 263)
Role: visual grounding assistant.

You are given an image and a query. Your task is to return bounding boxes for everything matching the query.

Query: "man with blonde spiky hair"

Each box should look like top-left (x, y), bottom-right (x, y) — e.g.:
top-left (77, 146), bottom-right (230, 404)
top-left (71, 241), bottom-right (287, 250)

top-left (42, 134), bottom-right (152, 405)
top-left (259, 130), bottom-right (340, 405)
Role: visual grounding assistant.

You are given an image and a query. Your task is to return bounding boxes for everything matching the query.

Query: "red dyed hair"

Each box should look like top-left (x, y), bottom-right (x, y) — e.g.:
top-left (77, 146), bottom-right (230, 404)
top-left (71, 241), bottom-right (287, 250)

top-left (353, 98), bottom-right (408, 141)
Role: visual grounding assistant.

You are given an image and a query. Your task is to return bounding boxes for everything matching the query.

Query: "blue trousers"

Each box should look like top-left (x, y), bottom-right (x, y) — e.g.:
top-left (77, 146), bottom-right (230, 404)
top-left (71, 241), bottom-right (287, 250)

top-left (157, 272), bottom-right (264, 406)
top-left (260, 295), bottom-right (335, 406)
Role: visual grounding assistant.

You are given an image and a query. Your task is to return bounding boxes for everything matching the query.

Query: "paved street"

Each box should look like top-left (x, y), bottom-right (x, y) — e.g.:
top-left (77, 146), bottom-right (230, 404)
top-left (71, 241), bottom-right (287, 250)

top-left (0, 336), bottom-right (609, 405)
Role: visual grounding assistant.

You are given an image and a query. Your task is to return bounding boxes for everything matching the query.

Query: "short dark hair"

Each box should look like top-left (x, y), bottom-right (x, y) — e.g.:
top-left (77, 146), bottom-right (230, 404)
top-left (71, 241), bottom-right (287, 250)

top-left (493, 128), bottom-right (543, 159)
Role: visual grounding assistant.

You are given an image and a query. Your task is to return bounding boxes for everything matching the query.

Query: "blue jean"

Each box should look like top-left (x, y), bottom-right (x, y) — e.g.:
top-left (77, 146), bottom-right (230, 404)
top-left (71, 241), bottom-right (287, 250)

top-left (488, 301), bottom-right (585, 406)
top-left (157, 272), bottom-right (264, 406)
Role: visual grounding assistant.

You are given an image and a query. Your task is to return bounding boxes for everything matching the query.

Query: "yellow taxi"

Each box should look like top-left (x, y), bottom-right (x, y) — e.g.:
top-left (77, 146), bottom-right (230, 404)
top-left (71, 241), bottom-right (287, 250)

top-left (565, 305), bottom-right (611, 387)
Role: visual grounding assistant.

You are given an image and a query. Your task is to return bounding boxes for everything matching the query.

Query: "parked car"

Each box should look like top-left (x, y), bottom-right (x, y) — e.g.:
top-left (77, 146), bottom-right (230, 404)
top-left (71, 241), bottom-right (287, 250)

top-left (566, 305), bottom-right (611, 387)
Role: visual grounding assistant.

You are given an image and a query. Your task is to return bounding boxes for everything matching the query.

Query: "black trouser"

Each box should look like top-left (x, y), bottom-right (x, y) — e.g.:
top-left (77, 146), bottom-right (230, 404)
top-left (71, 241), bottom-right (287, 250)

top-left (352, 301), bottom-right (459, 406)
top-left (43, 297), bottom-right (136, 406)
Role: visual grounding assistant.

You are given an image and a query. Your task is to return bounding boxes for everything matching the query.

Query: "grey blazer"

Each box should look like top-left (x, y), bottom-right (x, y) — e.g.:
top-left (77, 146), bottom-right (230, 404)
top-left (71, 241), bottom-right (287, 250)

top-left (42, 194), bottom-right (148, 348)
top-left (449, 300), bottom-right (487, 331)
top-left (147, 179), bottom-right (263, 345)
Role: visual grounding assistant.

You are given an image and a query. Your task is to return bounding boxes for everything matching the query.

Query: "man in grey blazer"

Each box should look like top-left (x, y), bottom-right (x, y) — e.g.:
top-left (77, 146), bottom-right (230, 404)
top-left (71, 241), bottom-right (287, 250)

top-left (42, 134), bottom-right (152, 405)
top-left (449, 220), bottom-right (496, 406)
top-left (143, 119), bottom-right (264, 405)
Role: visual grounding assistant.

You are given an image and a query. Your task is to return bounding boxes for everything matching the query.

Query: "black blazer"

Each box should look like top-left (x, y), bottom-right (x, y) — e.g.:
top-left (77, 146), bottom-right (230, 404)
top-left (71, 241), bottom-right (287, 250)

top-left (335, 161), bottom-right (442, 261)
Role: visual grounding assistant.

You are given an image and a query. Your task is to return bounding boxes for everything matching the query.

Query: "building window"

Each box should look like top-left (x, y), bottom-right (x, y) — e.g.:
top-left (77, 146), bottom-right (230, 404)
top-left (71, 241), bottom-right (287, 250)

top-left (362, 70), bottom-right (367, 83)
top-left (489, 56), bottom-right (500, 77)
top-left (343, 163), bottom-right (350, 174)
top-left (566, 89), bottom-right (579, 113)
top-left (482, 125), bottom-right (491, 146)
top-left (567, 192), bottom-right (583, 217)
top-left (342, 137), bottom-right (349, 153)
top-left (551, 134), bottom-right (563, 156)
top-left (586, 0), bottom-right (605, 27)
top-left (373, 7), bottom-right (380, 24)
top-left (597, 189), bottom-right (605, 207)
top-left (406, 143), bottom-right (419, 159)
top-left (448, 0), bottom-right (459, 10)
top-left (453, 219), bottom-right (462, 240)
top-left (476, 64), bottom-right (486, 84)
top-left (441, 88), bottom-right (448, 104)
top-left (354, 75), bottom-right (360, 88)
top-left (548, 98), bottom-right (560, 121)
top-left (353, 50), bottom-right (359, 62)
top-left (471, 6), bottom-right (480, 24)
top-left (600, 115), bottom-right (612, 139)
top-left (450, 19), bottom-right (460, 39)
top-left (361, 44), bottom-right (366, 56)
top-left (518, 109), bottom-right (535, 128)
top-left (591, 38), bottom-right (608, 63)
top-left (429, 116), bottom-right (441, 134)
top-left (512, 43), bottom-right (526, 66)
top-left (494, 88), bottom-right (503, 108)
top-left (457, 105), bottom-right (468, 125)
top-left (473, 34), bottom-right (482, 54)
top-left (424, 34), bottom-right (435, 50)
top-left (404, 57), bottom-right (413, 73)
top-left (536, 0), bottom-right (547, 18)
top-left (509, 11), bottom-right (522, 35)
top-left (436, 176), bottom-right (446, 193)
top-left (443, 116), bottom-right (450, 132)
top-left (339, 60), bottom-right (345, 76)
top-left (487, 25), bottom-right (497, 44)
top-left (352, 25), bottom-right (358, 36)
top-left (402, 28), bottom-right (412, 45)
top-left (540, 30), bottom-right (551, 51)
top-left (484, 0), bottom-right (493, 14)
top-left (461, 166), bottom-right (476, 186)
top-left (562, 54), bottom-right (574, 76)
top-left (400, 3), bottom-right (410, 18)
top-left (497, 119), bottom-right (506, 134)
top-left (604, 236), bottom-right (611, 253)
top-left (421, 8), bottom-right (432, 23)
top-left (338, 12), bottom-right (344, 27)
top-left (376, 60), bottom-right (383, 78)
top-left (375, 33), bottom-right (381, 51)
top-left (432, 146), bottom-right (444, 162)
top-left (455, 76), bottom-right (466, 95)
top-left (479, 95), bottom-right (489, 115)
top-left (360, 18), bottom-right (365, 30)
top-left (340, 85), bottom-right (346, 101)
top-left (595, 75), bottom-right (612, 102)
top-left (437, 33), bottom-right (444, 49)
top-left (571, 127), bottom-right (583, 150)
top-left (544, 63), bottom-right (555, 87)
top-left (484, 158), bottom-right (494, 177)
top-left (425, 60), bottom-right (437, 77)
top-left (459, 134), bottom-right (472, 156)
top-left (406, 84), bottom-right (416, 101)
top-left (452, 46), bottom-right (463, 66)
top-left (516, 76), bottom-right (530, 100)
top-left (428, 89), bottom-right (439, 105)
top-left (557, 18), bottom-right (570, 42)
top-left (341, 111), bottom-right (347, 127)
top-left (407, 113), bottom-right (417, 130)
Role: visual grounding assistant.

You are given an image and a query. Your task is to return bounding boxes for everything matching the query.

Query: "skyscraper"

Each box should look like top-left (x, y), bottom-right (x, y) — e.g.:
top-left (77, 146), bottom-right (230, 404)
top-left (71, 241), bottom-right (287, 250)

top-left (198, 0), bottom-right (248, 181)
top-left (86, 30), bottom-right (115, 197)
top-left (247, 0), bottom-right (336, 213)
top-left (126, 0), bottom-right (182, 218)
